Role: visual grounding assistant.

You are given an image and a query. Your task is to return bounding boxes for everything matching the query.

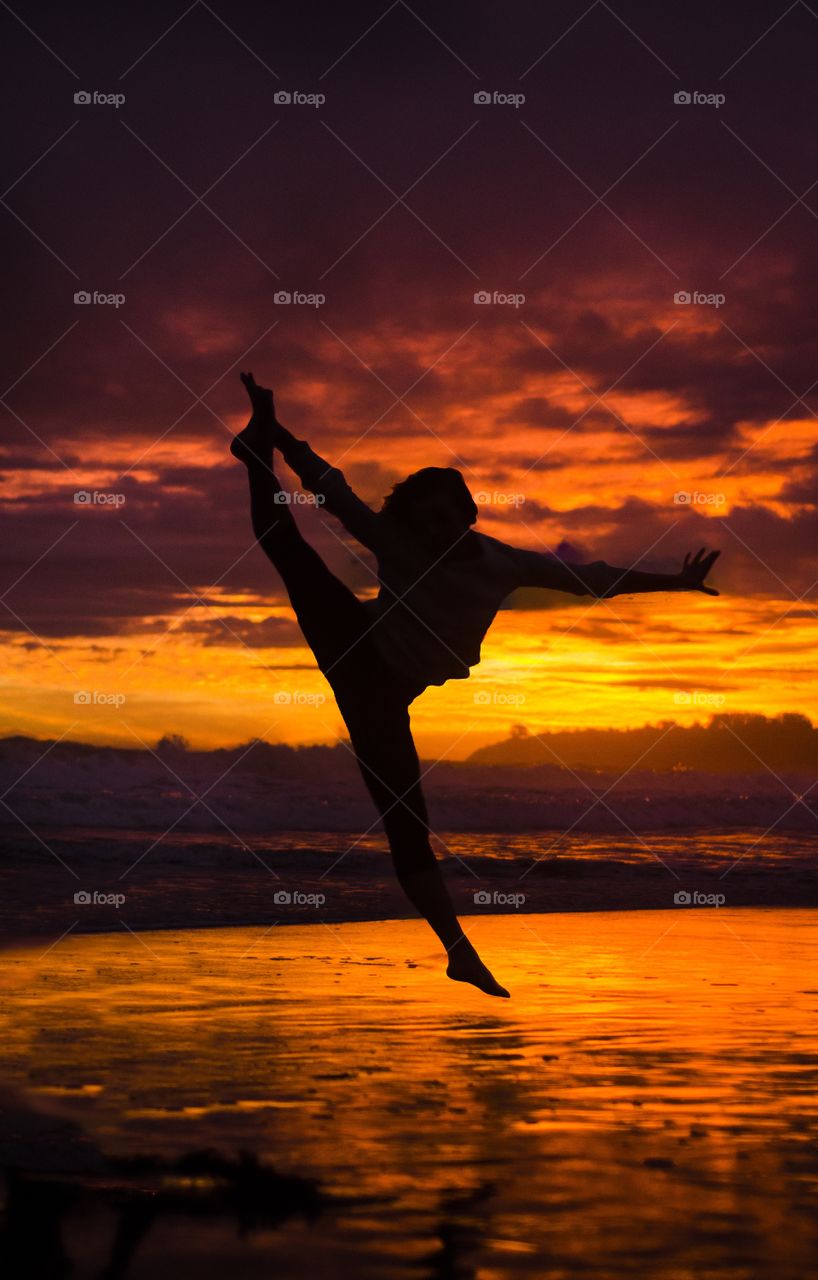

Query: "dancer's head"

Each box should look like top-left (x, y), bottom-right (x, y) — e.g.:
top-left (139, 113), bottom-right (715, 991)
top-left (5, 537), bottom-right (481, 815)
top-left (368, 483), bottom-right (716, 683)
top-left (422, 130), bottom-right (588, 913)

top-left (382, 467), bottom-right (478, 554)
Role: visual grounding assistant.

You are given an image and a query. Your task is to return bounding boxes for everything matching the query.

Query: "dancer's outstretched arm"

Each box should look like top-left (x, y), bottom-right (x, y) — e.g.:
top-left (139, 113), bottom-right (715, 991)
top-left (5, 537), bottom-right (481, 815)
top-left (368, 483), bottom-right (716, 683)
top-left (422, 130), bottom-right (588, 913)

top-left (509, 546), bottom-right (720, 599)
top-left (599, 549), bottom-right (720, 597)
top-left (240, 371), bottom-right (380, 552)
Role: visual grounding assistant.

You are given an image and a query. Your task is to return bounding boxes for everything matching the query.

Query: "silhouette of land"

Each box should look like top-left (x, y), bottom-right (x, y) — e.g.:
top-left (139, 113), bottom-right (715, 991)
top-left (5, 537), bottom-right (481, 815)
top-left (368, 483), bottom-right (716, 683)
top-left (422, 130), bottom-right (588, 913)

top-left (467, 712), bottom-right (818, 772)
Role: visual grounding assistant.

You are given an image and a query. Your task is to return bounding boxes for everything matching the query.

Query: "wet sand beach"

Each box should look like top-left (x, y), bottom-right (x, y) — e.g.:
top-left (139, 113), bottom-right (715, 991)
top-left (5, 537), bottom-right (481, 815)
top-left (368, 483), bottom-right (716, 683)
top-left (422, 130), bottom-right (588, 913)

top-left (1, 907), bottom-right (817, 1277)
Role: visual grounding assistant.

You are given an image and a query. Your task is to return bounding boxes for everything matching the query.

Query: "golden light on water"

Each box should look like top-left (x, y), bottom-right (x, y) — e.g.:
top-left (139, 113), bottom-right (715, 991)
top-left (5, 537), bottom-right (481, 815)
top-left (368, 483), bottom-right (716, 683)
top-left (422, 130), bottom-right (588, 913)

top-left (2, 910), bottom-right (816, 1276)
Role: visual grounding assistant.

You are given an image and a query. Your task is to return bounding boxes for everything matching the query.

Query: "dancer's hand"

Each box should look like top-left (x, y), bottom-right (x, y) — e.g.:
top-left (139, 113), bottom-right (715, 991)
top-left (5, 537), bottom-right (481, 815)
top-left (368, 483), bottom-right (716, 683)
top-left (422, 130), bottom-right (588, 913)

top-left (240, 370), bottom-right (277, 423)
top-left (678, 547), bottom-right (720, 595)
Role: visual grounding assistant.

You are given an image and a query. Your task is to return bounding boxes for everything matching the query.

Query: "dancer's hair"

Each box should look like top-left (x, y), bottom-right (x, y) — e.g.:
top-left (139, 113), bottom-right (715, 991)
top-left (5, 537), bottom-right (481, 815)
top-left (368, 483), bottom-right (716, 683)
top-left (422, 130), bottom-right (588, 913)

top-left (382, 467), bottom-right (478, 527)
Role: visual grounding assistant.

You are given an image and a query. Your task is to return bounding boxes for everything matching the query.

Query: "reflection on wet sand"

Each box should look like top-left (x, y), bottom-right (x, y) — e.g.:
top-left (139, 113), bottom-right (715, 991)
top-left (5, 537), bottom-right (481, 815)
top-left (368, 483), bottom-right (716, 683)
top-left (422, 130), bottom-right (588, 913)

top-left (1, 1149), bottom-right (328, 1279)
top-left (1, 908), bottom-right (816, 1278)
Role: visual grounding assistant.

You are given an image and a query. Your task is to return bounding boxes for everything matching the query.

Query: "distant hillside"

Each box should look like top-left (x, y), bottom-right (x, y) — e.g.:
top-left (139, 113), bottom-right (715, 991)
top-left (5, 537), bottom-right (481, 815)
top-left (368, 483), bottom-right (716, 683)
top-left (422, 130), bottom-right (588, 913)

top-left (467, 713), bottom-right (818, 773)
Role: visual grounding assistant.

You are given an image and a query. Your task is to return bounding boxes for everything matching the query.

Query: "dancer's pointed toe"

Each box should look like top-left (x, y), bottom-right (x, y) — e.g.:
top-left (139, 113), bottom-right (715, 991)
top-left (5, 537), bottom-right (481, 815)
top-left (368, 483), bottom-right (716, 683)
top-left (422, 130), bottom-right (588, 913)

top-left (446, 947), bottom-right (510, 998)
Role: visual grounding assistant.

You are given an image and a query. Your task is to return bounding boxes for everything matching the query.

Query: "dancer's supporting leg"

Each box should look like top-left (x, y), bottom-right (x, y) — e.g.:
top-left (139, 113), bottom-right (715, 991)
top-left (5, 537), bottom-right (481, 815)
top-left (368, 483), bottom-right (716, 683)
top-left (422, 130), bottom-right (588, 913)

top-left (233, 422), bottom-right (509, 997)
top-left (338, 694), bottom-right (509, 997)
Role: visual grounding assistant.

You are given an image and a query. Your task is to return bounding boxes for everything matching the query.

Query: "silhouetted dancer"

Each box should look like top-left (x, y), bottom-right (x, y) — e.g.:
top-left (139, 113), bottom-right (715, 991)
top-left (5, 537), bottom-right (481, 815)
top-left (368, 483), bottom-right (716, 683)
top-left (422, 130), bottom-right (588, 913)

top-left (231, 372), bottom-right (720, 997)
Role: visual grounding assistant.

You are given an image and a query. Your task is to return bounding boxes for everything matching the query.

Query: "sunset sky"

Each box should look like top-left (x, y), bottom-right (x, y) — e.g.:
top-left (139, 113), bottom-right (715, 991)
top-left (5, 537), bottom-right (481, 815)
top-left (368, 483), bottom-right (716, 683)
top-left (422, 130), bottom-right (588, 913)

top-left (2, 0), bottom-right (818, 758)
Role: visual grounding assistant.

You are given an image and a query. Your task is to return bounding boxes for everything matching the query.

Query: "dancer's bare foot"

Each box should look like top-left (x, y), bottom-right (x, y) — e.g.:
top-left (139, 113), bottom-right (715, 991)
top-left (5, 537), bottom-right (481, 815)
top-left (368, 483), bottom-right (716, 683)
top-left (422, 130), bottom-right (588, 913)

top-left (446, 939), bottom-right (510, 998)
top-left (231, 371), bottom-right (278, 466)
